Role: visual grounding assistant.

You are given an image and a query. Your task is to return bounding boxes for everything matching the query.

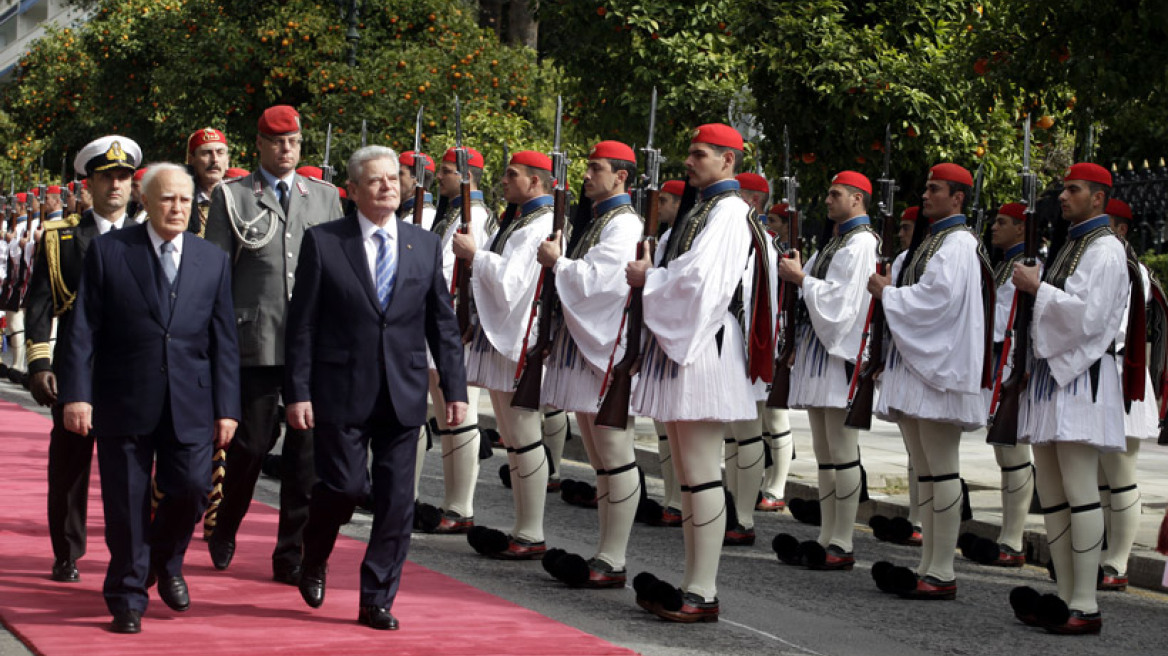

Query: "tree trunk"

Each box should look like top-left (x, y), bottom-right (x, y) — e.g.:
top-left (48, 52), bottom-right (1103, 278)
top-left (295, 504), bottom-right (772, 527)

top-left (478, 0), bottom-right (504, 37)
top-left (507, 0), bottom-right (538, 48)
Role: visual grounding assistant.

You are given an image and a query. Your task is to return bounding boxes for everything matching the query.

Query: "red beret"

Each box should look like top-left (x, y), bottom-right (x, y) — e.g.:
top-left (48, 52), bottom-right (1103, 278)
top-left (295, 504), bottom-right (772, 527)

top-left (258, 105), bottom-right (301, 135)
top-left (1064, 162), bottom-right (1111, 187)
top-left (15, 193), bottom-right (27, 203)
top-left (400, 151), bottom-right (435, 172)
top-left (661, 179), bottom-right (686, 196)
top-left (296, 166), bottom-right (323, 181)
top-left (82, 180), bottom-right (89, 190)
top-left (691, 123), bottom-right (743, 150)
top-left (443, 147), bottom-right (484, 169)
top-left (767, 203), bottom-right (791, 219)
top-left (736, 172), bottom-right (770, 194)
top-left (27, 188), bottom-right (38, 197)
top-left (901, 206), bottom-right (920, 222)
top-left (225, 167), bottom-right (250, 179)
top-left (133, 168), bottom-right (147, 182)
top-left (588, 140), bottom-right (636, 162)
top-left (997, 202), bottom-right (1026, 222)
top-left (47, 185), bottom-right (61, 195)
top-left (67, 181), bottom-right (75, 192)
top-left (337, 187), bottom-right (348, 199)
top-left (510, 150), bottom-right (552, 172)
top-left (187, 127), bottom-right (227, 154)
top-left (927, 163), bottom-right (973, 186)
top-left (830, 170), bottom-right (873, 194)
top-left (1106, 198), bottom-right (1132, 221)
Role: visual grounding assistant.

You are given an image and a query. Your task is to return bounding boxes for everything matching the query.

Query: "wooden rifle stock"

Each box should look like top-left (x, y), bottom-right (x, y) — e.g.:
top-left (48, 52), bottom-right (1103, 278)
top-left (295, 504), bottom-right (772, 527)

top-left (596, 188), bottom-right (660, 429)
top-left (412, 185), bottom-right (425, 226)
top-left (766, 209), bottom-right (800, 409)
top-left (844, 208), bottom-right (899, 428)
top-left (986, 228), bottom-right (1038, 447)
top-left (511, 187), bottom-right (569, 410)
top-left (453, 183), bottom-right (473, 341)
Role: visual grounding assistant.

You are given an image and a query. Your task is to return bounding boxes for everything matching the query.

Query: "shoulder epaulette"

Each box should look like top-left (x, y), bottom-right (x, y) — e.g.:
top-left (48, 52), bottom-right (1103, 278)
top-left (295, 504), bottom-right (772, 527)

top-left (304, 177), bottom-right (337, 188)
top-left (43, 214), bottom-right (81, 231)
top-left (224, 176), bottom-right (246, 185)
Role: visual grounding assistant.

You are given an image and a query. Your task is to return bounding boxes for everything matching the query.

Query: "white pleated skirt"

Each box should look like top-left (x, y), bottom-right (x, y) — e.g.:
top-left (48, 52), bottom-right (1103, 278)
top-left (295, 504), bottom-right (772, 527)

top-left (1019, 354), bottom-right (1126, 452)
top-left (875, 344), bottom-right (987, 431)
top-left (789, 325), bottom-right (851, 410)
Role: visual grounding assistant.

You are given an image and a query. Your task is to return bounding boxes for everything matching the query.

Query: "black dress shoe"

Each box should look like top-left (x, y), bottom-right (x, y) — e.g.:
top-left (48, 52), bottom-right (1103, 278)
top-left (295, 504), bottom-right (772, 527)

top-left (157, 576), bottom-right (190, 612)
top-left (208, 537), bottom-right (235, 571)
top-left (299, 563), bottom-right (327, 609)
top-left (51, 559), bottom-right (80, 583)
top-left (110, 610), bottom-right (141, 634)
top-left (272, 565), bottom-right (302, 586)
top-left (357, 605), bottom-right (400, 630)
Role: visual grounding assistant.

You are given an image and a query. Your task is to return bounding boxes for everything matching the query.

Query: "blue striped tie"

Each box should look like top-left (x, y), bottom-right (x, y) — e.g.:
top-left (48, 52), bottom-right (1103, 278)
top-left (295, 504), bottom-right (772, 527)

top-left (374, 229), bottom-right (395, 309)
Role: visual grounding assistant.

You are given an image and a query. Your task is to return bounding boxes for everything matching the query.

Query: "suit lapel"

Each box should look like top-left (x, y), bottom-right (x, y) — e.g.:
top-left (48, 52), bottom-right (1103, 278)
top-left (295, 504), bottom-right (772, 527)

top-left (341, 215), bottom-right (383, 314)
top-left (385, 223), bottom-right (415, 315)
top-left (254, 173), bottom-right (286, 223)
top-left (123, 225), bottom-right (165, 326)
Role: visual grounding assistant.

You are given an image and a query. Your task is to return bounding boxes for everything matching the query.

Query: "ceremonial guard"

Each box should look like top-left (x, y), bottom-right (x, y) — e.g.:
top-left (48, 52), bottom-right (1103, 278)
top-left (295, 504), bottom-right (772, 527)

top-left (539, 141), bottom-right (642, 587)
top-left (129, 169), bottom-right (148, 224)
top-left (869, 163), bottom-right (989, 600)
top-left (1096, 198), bottom-right (1158, 591)
top-left (203, 105), bottom-right (343, 585)
top-left (419, 145), bottom-right (492, 534)
top-left (452, 150), bottom-right (555, 559)
top-left (736, 172), bottom-right (770, 215)
top-left (397, 150), bottom-right (436, 230)
top-left (757, 202), bottom-right (795, 513)
top-left (629, 124), bottom-right (766, 622)
top-left (24, 135), bottom-right (138, 587)
top-left (186, 128), bottom-right (231, 238)
top-left (1009, 163), bottom-right (1129, 634)
top-left (773, 170), bottom-right (877, 570)
top-left (651, 178), bottom-right (685, 526)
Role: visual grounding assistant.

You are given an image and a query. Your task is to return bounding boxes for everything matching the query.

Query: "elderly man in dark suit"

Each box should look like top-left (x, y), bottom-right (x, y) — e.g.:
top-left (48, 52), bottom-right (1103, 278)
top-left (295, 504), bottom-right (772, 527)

top-left (285, 145), bottom-right (468, 630)
top-left (58, 163), bottom-right (241, 634)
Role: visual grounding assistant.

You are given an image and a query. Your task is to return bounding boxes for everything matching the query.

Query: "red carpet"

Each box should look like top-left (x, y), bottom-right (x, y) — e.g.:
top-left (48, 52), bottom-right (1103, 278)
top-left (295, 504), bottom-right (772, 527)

top-left (0, 400), bottom-right (634, 655)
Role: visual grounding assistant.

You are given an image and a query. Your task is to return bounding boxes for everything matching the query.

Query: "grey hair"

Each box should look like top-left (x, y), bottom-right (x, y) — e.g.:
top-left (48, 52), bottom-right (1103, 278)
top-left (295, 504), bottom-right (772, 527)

top-left (140, 162), bottom-right (194, 197)
top-left (347, 145), bottom-right (398, 182)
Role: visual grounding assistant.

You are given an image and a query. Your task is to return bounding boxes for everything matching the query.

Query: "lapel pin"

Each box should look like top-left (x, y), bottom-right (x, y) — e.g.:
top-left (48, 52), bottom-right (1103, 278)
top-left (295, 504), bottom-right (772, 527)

top-left (407, 243), bottom-right (412, 250)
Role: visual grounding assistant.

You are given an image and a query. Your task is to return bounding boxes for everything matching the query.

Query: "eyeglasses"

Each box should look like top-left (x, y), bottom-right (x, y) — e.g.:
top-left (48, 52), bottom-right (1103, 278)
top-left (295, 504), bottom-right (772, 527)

top-left (260, 135), bottom-right (302, 148)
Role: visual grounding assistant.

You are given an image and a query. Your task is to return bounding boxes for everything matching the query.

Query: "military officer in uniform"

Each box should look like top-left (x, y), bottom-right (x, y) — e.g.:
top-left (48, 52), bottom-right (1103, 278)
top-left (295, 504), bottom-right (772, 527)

top-left (203, 104), bottom-right (342, 585)
top-left (186, 128), bottom-right (231, 238)
top-left (25, 135), bottom-right (141, 583)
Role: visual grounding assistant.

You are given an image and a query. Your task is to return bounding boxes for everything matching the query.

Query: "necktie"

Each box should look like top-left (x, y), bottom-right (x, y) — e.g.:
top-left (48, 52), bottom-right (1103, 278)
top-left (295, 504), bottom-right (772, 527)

top-left (107, 222), bottom-right (118, 233)
top-left (374, 229), bottom-right (395, 310)
top-left (160, 241), bottom-right (177, 286)
top-left (277, 181), bottom-right (290, 216)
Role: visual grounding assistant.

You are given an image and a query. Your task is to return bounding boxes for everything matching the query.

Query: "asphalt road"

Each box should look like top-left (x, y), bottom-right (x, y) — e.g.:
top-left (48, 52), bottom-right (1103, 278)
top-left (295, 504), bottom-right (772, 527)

top-left (3, 381), bottom-right (1166, 655)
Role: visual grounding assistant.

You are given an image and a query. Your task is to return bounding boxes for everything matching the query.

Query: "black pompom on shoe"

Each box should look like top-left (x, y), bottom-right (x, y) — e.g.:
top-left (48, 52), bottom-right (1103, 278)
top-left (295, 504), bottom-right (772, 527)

top-left (872, 561), bottom-right (895, 592)
top-left (772, 533), bottom-right (803, 566)
top-left (886, 516), bottom-right (915, 544)
top-left (1009, 586), bottom-right (1041, 626)
top-left (788, 498), bottom-right (821, 526)
top-left (869, 515), bottom-right (891, 541)
top-left (467, 526), bottom-right (510, 555)
top-left (799, 541), bottom-right (827, 569)
top-left (1036, 593), bottom-right (1070, 627)
top-left (542, 548), bottom-right (567, 577)
top-left (553, 553), bottom-right (590, 587)
top-left (413, 501), bottom-right (442, 533)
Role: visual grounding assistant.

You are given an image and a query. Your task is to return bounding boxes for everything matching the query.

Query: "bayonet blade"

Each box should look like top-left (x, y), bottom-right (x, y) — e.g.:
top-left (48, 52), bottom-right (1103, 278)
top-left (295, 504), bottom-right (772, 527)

top-left (646, 87), bottom-right (657, 151)
top-left (553, 95), bottom-right (563, 153)
top-left (971, 162), bottom-right (984, 212)
top-left (414, 107), bottom-right (424, 154)
top-left (360, 119), bottom-right (368, 148)
top-left (782, 126), bottom-right (791, 179)
top-left (1022, 114), bottom-right (1032, 173)
top-left (882, 123), bottom-right (892, 179)
top-left (454, 95), bottom-right (464, 148)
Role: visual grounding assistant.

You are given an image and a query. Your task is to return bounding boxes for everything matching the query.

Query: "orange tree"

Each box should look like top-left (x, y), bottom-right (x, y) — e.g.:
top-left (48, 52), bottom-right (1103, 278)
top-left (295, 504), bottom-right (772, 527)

top-left (3, 0), bottom-right (554, 190)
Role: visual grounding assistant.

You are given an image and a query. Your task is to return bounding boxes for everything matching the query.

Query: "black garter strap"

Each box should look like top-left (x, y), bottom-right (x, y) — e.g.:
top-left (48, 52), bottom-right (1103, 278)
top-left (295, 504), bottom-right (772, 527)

top-left (680, 480), bottom-right (723, 494)
top-left (932, 473), bottom-right (960, 483)
top-left (508, 440), bottom-right (544, 455)
top-left (448, 424), bottom-right (478, 435)
top-left (917, 475), bottom-right (935, 483)
top-left (1110, 484), bottom-right (1137, 495)
top-left (597, 462), bottom-right (637, 477)
top-left (771, 430), bottom-right (792, 439)
top-left (1001, 462), bottom-right (1031, 473)
top-left (544, 410), bottom-right (565, 417)
top-left (1070, 502), bottom-right (1102, 513)
top-left (835, 459), bottom-right (861, 471)
top-left (658, 434), bottom-right (668, 441)
top-left (818, 463), bottom-right (834, 470)
top-left (1041, 502), bottom-right (1070, 514)
top-left (1097, 484), bottom-right (1111, 491)
top-left (737, 435), bottom-right (764, 447)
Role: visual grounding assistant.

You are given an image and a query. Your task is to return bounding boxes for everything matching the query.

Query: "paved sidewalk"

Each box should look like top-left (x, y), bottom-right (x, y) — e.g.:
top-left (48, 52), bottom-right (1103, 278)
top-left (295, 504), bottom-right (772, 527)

top-left (478, 399), bottom-right (1168, 592)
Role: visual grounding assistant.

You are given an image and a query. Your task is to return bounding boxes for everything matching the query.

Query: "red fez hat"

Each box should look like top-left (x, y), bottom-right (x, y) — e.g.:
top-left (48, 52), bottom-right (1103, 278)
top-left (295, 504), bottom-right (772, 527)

top-left (691, 123), bottom-right (744, 150)
top-left (258, 105), bottom-right (301, 135)
top-left (187, 127), bottom-right (227, 154)
top-left (337, 187), bottom-right (348, 199)
top-left (901, 206), bottom-right (920, 222)
top-left (132, 168), bottom-right (147, 182)
top-left (588, 140), bottom-right (636, 162)
top-left (15, 193), bottom-right (27, 203)
top-left (400, 151), bottom-right (436, 172)
top-left (47, 185), bottom-right (61, 195)
top-left (1064, 162), bottom-right (1112, 187)
top-left (736, 172), bottom-right (770, 194)
top-left (82, 180), bottom-right (89, 189)
top-left (67, 181), bottom-right (75, 192)
top-left (511, 150), bottom-right (552, 172)
top-left (296, 166), bottom-right (323, 181)
top-left (661, 179), bottom-right (686, 196)
top-left (927, 163), bottom-right (973, 186)
top-left (997, 202), bottom-right (1026, 222)
top-left (767, 203), bottom-right (792, 219)
top-left (1106, 198), bottom-right (1132, 221)
top-left (442, 147), bottom-right (484, 169)
top-left (830, 170), bottom-right (873, 194)
top-left (225, 167), bottom-right (250, 179)
top-left (27, 188), bottom-right (38, 197)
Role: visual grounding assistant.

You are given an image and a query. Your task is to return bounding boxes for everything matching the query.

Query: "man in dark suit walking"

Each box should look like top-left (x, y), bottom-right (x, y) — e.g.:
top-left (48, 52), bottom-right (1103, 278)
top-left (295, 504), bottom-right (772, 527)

top-left (58, 163), bottom-right (241, 634)
top-left (285, 145), bottom-right (468, 630)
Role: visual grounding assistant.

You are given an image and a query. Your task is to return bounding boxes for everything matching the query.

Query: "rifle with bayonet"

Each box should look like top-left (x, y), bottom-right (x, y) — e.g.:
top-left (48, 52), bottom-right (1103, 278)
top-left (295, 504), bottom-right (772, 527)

top-left (844, 124), bottom-right (897, 429)
top-left (450, 96), bottom-right (474, 341)
top-left (320, 123), bottom-right (335, 183)
top-left (596, 88), bottom-right (661, 428)
top-left (987, 115), bottom-right (1039, 447)
top-left (59, 153), bottom-right (71, 209)
top-left (412, 107), bottom-right (427, 226)
top-left (970, 161), bottom-right (986, 239)
top-left (360, 119), bottom-right (368, 149)
top-left (512, 96), bottom-right (569, 410)
top-left (766, 127), bottom-right (801, 408)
